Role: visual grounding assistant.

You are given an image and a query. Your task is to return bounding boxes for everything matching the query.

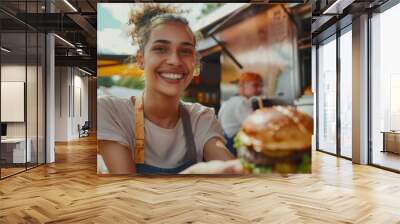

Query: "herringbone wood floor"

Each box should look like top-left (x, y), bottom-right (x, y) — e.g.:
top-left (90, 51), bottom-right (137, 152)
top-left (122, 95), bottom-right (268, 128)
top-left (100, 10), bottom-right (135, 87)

top-left (0, 135), bottom-right (399, 224)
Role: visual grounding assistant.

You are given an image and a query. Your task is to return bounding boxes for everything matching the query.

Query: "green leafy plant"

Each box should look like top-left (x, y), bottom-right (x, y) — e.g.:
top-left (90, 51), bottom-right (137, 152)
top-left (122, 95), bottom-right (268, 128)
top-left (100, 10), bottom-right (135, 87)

top-left (115, 77), bottom-right (146, 90)
top-left (196, 3), bottom-right (225, 19)
top-left (97, 77), bottom-right (114, 88)
top-left (297, 154), bottom-right (311, 173)
top-left (233, 133), bottom-right (242, 150)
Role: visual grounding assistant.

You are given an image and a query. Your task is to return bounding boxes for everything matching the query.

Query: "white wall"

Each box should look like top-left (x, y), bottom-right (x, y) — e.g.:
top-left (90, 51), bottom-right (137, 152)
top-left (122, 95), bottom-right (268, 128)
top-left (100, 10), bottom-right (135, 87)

top-left (1, 65), bottom-right (29, 138)
top-left (1, 63), bottom-right (46, 164)
top-left (70, 73), bottom-right (89, 138)
top-left (1, 65), bottom-right (26, 81)
top-left (55, 67), bottom-right (69, 141)
top-left (1, 65), bottom-right (26, 141)
top-left (55, 67), bottom-right (89, 141)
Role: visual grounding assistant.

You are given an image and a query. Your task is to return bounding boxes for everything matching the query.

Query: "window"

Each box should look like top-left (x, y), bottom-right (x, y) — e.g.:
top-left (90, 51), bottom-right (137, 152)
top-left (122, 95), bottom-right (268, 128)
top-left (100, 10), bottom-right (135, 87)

top-left (317, 36), bottom-right (337, 154)
top-left (339, 28), bottom-right (352, 158)
top-left (371, 3), bottom-right (400, 171)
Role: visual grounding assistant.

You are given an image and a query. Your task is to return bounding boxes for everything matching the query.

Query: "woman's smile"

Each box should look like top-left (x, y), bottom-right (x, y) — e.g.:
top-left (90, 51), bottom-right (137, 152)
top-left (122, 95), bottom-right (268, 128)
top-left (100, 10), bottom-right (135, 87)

top-left (158, 72), bottom-right (185, 81)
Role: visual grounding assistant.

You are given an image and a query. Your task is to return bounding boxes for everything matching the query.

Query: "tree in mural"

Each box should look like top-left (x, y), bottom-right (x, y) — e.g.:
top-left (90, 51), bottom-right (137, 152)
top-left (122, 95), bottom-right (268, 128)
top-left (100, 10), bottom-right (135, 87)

top-left (197, 3), bottom-right (225, 19)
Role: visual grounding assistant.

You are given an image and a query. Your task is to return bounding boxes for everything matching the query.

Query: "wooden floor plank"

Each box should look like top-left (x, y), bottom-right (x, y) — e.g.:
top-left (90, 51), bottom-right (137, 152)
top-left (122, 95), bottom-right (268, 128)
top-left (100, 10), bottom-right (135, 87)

top-left (0, 135), bottom-right (399, 223)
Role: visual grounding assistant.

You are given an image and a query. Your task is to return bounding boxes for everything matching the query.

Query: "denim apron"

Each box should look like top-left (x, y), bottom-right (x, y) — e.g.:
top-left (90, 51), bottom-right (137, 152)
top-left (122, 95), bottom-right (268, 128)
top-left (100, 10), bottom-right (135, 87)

top-left (224, 132), bottom-right (237, 157)
top-left (132, 94), bottom-right (197, 174)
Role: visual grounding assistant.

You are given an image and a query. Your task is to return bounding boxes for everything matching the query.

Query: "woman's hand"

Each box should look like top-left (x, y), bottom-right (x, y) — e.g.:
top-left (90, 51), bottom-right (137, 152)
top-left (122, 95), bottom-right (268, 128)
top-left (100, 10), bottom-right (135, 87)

top-left (180, 160), bottom-right (243, 174)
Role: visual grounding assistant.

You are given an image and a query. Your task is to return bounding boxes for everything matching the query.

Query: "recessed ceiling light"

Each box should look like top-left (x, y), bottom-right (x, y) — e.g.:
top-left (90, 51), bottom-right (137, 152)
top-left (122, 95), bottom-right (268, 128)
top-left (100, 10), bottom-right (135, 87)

top-left (1, 47), bottom-right (11, 53)
top-left (63, 0), bottom-right (78, 12)
top-left (54, 34), bottom-right (75, 48)
top-left (78, 67), bottom-right (93, 76)
top-left (323, 0), bottom-right (354, 15)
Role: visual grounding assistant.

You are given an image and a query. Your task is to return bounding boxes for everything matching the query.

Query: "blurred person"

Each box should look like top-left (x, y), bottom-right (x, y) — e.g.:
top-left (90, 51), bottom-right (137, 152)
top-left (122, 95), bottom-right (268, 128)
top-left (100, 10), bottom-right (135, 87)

top-left (218, 72), bottom-right (263, 156)
top-left (97, 4), bottom-right (242, 175)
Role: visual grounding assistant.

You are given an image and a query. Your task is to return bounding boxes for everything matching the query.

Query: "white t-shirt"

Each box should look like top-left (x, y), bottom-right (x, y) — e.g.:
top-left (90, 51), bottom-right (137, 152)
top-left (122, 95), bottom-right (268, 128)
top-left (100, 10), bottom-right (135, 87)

top-left (218, 96), bottom-right (253, 138)
top-left (97, 96), bottom-right (224, 170)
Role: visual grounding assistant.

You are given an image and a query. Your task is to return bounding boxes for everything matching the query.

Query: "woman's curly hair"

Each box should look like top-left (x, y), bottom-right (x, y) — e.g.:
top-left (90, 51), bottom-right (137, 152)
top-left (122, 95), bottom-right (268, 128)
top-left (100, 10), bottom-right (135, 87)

top-left (127, 3), bottom-right (201, 76)
top-left (128, 4), bottom-right (192, 52)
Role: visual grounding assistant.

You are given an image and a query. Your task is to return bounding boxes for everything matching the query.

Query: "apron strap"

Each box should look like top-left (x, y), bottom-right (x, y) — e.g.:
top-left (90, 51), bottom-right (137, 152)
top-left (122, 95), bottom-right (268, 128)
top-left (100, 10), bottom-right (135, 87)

top-left (132, 95), bottom-right (145, 164)
top-left (180, 104), bottom-right (197, 162)
top-left (133, 92), bottom-right (198, 165)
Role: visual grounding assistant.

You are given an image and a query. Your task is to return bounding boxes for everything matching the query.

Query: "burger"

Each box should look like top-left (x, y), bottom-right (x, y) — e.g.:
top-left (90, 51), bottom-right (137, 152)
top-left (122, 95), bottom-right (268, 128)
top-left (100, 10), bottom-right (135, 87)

top-left (235, 106), bottom-right (313, 174)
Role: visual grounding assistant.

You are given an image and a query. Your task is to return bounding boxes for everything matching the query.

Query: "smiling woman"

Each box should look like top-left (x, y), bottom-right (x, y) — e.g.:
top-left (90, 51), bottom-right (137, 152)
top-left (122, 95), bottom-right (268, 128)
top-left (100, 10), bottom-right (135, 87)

top-left (97, 3), bottom-right (240, 175)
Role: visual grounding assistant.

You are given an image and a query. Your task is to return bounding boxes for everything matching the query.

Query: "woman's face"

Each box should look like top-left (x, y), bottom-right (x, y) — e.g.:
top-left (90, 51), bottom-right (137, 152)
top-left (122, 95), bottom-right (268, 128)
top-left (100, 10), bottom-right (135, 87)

top-left (139, 21), bottom-right (196, 98)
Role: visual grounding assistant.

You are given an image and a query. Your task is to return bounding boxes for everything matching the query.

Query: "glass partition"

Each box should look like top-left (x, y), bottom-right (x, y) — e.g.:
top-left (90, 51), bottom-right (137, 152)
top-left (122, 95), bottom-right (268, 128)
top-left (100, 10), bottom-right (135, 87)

top-left (0, 1), bottom-right (46, 179)
top-left (1, 31), bottom-right (28, 177)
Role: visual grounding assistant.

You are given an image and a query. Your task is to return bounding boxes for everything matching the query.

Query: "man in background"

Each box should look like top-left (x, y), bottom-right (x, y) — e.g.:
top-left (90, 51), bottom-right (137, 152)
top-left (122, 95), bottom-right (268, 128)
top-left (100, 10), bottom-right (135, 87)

top-left (218, 72), bottom-right (263, 156)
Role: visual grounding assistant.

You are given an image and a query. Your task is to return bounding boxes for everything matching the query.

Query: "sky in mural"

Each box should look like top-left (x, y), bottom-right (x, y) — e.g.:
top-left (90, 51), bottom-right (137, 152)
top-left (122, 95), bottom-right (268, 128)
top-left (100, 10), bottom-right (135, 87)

top-left (97, 3), bottom-right (204, 55)
top-left (97, 3), bottom-right (245, 55)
